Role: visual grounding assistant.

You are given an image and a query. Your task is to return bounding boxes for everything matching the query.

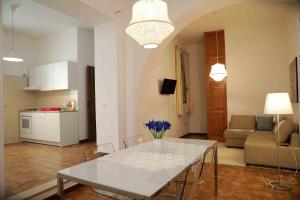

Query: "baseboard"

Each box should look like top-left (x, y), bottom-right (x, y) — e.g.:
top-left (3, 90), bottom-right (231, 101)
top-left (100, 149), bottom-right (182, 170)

top-left (180, 133), bottom-right (208, 138)
top-left (79, 139), bottom-right (90, 143)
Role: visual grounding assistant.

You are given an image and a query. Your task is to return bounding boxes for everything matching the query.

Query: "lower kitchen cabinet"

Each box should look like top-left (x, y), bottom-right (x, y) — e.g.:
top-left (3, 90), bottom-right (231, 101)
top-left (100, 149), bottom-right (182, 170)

top-left (20, 112), bottom-right (79, 147)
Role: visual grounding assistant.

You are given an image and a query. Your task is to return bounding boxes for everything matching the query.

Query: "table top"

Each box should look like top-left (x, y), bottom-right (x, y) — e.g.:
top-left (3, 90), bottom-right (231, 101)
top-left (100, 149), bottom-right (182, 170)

top-left (58, 138), bottom-right (217, 199)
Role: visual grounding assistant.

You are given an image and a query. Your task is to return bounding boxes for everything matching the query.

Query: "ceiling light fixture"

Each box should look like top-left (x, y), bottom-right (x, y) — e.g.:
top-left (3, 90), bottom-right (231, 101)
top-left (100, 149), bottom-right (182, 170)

top-left (3, 5), bottom-right (24, 62)
top-left (209, 31), bottom-right (227, 81)
top-left (125, 0), bottom-right (175, 49)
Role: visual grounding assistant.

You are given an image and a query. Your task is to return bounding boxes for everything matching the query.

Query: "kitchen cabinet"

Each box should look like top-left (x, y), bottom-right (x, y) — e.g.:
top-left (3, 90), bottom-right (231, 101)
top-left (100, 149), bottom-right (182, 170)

top-left (44, 113), bottom-right (60, 142)
top-left (20, 112), bottom-right (79, 147)
top-left (28, 66), bottom-right (43, 89)
top-left (40, 64), bottom-right (54, 91)
top-left (52, 61), bottom-right (77, 90)
top-left (31, 113), bottom-right (46, 141)
top-left (27, 61), bottom-right (77, 91)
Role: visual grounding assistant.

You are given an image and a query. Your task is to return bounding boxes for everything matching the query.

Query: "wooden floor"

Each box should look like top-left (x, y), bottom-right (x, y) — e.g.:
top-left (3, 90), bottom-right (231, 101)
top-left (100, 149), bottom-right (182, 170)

top-left (5, 141), bottom-right (96, 197)
top-left (5, 137), bottom-right (300, 200)
top-left (62, 164), bottom-right (300, 200)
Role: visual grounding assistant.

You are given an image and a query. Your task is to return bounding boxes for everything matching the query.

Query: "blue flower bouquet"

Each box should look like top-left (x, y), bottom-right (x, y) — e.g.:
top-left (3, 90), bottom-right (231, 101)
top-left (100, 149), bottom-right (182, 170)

top-left (145, 120), bottom-right (171, 139)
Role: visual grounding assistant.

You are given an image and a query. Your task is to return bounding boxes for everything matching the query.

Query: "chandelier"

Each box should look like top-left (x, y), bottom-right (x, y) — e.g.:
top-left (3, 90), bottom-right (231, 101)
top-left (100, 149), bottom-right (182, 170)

top-left (125, 0), bottom-right (175, 49)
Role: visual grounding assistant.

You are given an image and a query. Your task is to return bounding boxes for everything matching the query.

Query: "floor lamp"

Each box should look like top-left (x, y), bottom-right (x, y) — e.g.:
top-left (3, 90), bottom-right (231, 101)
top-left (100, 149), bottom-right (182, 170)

top-left (264, 93), bottom-right (293, 191)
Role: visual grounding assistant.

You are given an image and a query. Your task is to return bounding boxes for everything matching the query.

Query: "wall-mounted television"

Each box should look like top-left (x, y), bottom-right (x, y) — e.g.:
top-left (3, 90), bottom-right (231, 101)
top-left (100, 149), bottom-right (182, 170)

top-left (160, 79), bottom-right (177, 94)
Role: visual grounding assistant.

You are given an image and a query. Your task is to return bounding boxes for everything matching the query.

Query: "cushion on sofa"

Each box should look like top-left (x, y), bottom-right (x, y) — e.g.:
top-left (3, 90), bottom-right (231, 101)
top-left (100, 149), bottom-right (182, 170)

top-left (245, 131), bottom-right (275, 147)
top-left (257, 116), bottom-right (273, 131)
top-left (230, 115), bottom-right (256, 130)
top-left (273, 120), bottom-right (286, 134)
top-left (274, 119), bottom-right (296, 144)
top-left (290, 132), bottom-right (300, 147)
top-left (224, 129), bottom-right (253, 140)
top-left (244, 131), bottom-right (300, 169)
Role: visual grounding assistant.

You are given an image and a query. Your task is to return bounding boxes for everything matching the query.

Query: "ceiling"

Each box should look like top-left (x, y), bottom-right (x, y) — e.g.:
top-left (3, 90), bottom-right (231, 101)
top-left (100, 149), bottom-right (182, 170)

top-left (176, 1), bottom-right (300, 44)
top-left (2, 0), bottom-right (111, 38)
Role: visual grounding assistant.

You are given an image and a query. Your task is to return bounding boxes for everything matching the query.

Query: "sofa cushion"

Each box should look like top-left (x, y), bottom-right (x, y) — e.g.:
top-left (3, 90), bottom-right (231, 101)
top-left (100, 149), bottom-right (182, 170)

top-left (224, 129), bottom-right (253, 140)
top-left (245, 131), bottom-right (275, 147)
top-left (274, 120), bottom-right (296, 144)
top-left (257, 116), bottom-right (273, 131)
top-left (230, 115), bottom-right (256, 130)
top-left (245, 131), bottom-right (300, 169)
top-left (290, 132), bottom-right (300, 147)
top-left (273, 120), bottom-right (286, 134)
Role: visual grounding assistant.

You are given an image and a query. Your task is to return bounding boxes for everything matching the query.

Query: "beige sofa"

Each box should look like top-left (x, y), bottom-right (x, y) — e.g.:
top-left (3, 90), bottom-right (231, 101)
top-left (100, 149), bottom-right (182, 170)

top-left (224, 115), bottom-right (300, 169)
top-left (224, 115), bottom-right (256, 148)
top-left (245, 131), bottom-right (300, 169)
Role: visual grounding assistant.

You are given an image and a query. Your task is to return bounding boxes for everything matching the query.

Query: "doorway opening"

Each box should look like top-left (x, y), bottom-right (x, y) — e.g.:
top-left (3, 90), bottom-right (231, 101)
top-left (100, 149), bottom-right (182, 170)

top-left (2, 0), bottom-right (97, 198)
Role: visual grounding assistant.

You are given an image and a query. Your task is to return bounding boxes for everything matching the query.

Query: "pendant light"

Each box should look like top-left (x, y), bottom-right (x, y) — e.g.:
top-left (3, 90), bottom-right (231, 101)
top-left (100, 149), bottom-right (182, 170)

top-left (125, 0), bottom-right (175, 49)
top-left (3, 5), bottom-right (24, 62)
top-left (209, 31), bottom-right (227, 81)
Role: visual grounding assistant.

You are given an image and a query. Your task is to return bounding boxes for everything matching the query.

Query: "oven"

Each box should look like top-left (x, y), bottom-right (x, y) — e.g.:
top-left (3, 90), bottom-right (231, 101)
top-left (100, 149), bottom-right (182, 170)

top-left (20, 115), bottom-right (32, 136)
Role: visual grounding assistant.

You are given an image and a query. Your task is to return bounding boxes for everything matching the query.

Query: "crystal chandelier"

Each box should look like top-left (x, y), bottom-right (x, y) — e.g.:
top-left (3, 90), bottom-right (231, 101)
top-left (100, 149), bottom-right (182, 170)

top-left (125, 0), bottom-right (175, 49)
top-left (209, 31), bottom-right (227, 81)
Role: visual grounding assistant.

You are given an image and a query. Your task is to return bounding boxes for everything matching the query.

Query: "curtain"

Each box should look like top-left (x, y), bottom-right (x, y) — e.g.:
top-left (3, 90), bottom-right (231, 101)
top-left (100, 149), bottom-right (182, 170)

top-left (175, 46), bottom-right (184, 116)
top-left (183, 51), bottom-right (191, 114)
top-left (175, 46), bottom-right (191, 116)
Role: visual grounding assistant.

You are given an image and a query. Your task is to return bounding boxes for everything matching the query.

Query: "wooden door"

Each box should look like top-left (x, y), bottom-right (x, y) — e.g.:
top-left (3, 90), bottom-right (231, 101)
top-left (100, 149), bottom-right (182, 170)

top-left (87, 66), bottom-right (96, 141)
top-left (204, 30), bottom-right (227, 142)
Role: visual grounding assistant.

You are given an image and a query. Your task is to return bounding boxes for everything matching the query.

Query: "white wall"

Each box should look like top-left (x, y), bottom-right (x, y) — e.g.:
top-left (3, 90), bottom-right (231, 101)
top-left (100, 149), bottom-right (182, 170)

top-left (36, 28), bottom-right (77, 65)
top-left (224, 4), bottom-right (299, 120)
top-left (136, 40), bottom-right (189, 139)
top-left (94, 22), bottom-right (120, 150)
top-left (0, 0), bottom-right (5, 197)
top-left (77, 28), bottom-right (94, 140)
top-left (186, 44), bottom-right (207, 133)
top-left (3, 30), bottom-right (37, 76)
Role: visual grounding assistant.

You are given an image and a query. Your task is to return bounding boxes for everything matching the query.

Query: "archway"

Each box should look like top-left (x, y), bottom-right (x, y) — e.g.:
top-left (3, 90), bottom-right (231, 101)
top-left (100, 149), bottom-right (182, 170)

top-left (131, 0), bottom-right (300, 139)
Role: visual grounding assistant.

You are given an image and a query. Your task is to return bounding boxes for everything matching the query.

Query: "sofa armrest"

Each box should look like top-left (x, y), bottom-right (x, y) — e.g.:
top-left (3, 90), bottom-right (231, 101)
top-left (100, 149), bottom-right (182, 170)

top-left (290, 132), bottom-right (300, 147)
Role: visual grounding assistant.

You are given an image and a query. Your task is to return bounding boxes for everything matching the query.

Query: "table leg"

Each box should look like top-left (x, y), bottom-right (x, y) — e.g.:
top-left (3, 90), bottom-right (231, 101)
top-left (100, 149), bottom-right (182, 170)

top-left (57, 175), bottom-right (64, 200)
top-left (214, 144), bottom-right (218, 195)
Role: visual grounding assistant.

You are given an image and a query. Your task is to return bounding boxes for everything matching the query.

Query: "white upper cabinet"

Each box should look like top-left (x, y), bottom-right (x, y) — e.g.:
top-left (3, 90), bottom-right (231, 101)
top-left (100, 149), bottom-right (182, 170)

top-left (53, 61), bottom-right (68, 90)
top-left (29, 66), bottom-right (43, 89)
top-left (53, 61), bottom-right (77, 90)
top-left (27, 61), bottom-right (77, 91)
top-left (40, 64), bottom-right (54, 91)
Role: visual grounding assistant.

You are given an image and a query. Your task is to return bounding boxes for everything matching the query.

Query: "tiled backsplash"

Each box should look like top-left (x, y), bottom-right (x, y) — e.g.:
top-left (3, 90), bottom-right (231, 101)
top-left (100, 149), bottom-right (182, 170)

top-left (36, 90), bottom-right (78, 109)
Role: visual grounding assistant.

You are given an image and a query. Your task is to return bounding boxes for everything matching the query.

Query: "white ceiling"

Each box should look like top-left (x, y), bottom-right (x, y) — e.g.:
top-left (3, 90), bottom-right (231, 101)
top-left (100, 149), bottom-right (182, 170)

top-left (2, 0), bottom-right (111, 38)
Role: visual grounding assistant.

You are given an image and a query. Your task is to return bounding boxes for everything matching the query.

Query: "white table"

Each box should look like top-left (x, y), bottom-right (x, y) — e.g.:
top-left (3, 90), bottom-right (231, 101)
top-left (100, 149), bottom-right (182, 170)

top-left (57, 138), bottom-right (218, 199)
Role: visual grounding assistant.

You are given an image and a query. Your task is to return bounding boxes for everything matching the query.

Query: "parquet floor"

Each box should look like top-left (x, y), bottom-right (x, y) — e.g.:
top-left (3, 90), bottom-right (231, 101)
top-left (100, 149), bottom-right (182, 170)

top-left (5, 141), bottom-right (96, 197)
top-left (5, 138), bottom-right (300, 200)
top-left (63, 164), bottom-right (300, 200)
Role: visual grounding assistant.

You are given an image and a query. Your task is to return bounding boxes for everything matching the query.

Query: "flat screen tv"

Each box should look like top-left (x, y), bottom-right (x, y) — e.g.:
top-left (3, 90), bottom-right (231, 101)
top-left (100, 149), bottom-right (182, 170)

top-left (161, 79), bottom-right (177, 94)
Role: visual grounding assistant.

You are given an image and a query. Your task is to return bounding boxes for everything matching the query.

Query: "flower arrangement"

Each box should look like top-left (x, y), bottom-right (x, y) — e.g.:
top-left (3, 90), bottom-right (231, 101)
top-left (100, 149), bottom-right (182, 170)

top-left (145, 120), bottom-right (171, 139)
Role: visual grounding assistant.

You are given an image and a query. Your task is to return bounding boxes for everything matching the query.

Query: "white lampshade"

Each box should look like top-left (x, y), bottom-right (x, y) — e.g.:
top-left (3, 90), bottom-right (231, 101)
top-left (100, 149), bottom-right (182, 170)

top-left (3, 50), bottom-right (24, 62)
top-left (209, 63), bottom-right (227, 81)
top-left (264, 93), bottom-right (293, 114)
top-left (125, 0), bottom-right (175, 49)
top-left (3, 5), bottom-right (24, 62)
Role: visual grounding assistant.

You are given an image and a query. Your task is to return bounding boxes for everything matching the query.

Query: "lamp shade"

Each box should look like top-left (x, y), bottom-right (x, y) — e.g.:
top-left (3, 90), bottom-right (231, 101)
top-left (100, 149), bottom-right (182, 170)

top-left (209, 63), bottom-right (227, 81)
top-left (125, 0), bottom-right (175, 49)
top-left (3, 5), bottom-right (24, 62)
top-left (2, 50), bottom-right (24, 62)
top-left (264, 93), bottom-right (293, 114)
